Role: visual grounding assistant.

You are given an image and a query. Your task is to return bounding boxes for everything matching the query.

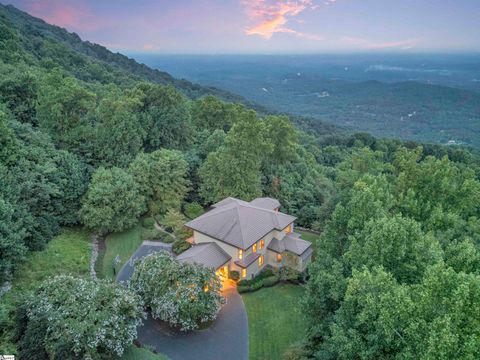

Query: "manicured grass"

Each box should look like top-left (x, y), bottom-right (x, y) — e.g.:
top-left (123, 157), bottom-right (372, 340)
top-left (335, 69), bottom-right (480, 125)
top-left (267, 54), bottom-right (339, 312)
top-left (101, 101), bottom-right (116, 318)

top-left (0, 228), bottom-right (91, 352)
top-left (242, 284), bottom-right (306, 360)
top-left (121, 345), bottom-right (169, 360)
top-left (101, 223), bottom-right (143, 279)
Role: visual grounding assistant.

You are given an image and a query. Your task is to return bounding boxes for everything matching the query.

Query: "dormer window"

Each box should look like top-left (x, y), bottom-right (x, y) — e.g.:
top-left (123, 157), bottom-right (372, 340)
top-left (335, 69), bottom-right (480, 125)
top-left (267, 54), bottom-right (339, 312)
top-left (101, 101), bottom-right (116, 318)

top-left (238, 249), bottom-right (243, 259)
top-left (252, 243), bottom-right (257, 253)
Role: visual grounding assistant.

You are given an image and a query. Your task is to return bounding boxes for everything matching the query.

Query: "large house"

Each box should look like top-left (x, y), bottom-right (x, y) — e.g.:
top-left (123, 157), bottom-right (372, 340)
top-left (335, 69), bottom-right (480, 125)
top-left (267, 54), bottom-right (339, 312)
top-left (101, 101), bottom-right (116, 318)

top-left (178, 197), bottom-right (313, 280)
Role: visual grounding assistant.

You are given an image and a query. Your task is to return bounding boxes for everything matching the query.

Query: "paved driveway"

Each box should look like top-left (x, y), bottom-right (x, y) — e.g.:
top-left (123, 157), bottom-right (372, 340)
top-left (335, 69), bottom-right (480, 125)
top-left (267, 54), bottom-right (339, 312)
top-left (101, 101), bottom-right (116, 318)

top-left (117, 241), bottom-right (249, 360)
top-left (116, 241), bottom-right (172, 283)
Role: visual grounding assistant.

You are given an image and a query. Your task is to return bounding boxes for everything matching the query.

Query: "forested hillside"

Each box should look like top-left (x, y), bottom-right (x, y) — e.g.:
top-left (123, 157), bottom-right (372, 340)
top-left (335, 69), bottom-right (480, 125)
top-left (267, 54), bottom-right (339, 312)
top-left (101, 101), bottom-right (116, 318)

top-left (141, 54), bottom-right (480, 148)
top-left (1, 4), bottom-right (480, 360)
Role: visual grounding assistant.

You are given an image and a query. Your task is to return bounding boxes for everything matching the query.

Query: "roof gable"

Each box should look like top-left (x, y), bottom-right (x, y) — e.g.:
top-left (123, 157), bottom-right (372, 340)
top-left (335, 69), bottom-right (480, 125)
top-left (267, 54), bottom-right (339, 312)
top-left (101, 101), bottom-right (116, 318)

top-left (176, 242), bottom-right (231, 269)
top-left (185, 197), bottom-right (295, 249)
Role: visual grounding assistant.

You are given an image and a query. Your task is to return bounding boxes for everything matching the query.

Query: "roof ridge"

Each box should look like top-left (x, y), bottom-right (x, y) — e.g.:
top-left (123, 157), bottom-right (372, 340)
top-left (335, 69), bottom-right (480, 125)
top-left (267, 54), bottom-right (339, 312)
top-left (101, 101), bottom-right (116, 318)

top-left (238, 201), bottom-right (288, 216)
top-left (186, 202), bottom-right (236, 222)
top-left (235, 205), bottom-right (246, 248)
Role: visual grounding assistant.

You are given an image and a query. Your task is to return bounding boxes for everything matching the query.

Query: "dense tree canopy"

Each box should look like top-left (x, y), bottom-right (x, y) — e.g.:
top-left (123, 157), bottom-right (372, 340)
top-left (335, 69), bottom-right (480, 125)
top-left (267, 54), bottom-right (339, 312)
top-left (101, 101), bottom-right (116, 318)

top-left (128, 149), bottom-right (190, 215)
top-left (302, 146), bottom-right (480, 359)
top-left (80, 167), bottom-right (145, 233)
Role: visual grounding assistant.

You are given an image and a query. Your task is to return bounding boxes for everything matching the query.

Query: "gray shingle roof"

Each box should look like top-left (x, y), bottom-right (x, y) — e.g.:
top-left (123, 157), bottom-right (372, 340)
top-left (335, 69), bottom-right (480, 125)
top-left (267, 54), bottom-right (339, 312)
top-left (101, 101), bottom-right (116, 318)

top-left (176, 242), bottom-right (231, 269)
top-left (235, 252), bottom-right (261, 268)
top-left (267, 237), bottom-right (285, 253)
top-left (185, 197), bottom-right (295, 250)
top-left (249, 197), bottom-right (280, 211)
top-left (283, 234), bottom-right (312, 255)
top-left (267, 234), bottom-right (312, 256)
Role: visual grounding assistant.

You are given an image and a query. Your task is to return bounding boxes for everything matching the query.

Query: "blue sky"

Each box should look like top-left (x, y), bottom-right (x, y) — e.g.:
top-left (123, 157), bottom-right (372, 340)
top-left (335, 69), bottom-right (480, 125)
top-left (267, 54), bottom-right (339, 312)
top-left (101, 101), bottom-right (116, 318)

top-left (5, 0), bottom-right (480, 53)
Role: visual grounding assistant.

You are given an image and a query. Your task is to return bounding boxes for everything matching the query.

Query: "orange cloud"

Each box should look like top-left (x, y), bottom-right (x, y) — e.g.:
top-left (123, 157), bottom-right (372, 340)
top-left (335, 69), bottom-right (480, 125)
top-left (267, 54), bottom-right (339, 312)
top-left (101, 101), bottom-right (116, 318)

top-left (341, 36), bottom-right (421, 50)
top-left (27, 2), bottom-right (102, 32)
top-left (243, 0), bottom-right (322, 40)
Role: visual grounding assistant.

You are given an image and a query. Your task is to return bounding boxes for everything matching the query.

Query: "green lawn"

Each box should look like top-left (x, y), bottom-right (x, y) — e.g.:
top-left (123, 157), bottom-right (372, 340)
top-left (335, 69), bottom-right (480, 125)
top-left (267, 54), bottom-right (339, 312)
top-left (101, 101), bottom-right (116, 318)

top-left (101, 223), bottom-right (143, 279)
top-left (0, 228), bottom-right (91, 353)
top-left (121, 346), bottom-right (169, 360)
top-left (242, 284), bottom-right (306, 360)
top-left (297, 229), bottom-right (320, 253)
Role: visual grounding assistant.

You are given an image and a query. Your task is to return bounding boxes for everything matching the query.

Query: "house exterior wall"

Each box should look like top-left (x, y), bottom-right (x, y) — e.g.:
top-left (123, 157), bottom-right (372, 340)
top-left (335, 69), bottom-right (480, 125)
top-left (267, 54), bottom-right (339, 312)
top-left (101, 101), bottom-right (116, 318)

top-left (191, 221), bottom-right (307, 279)
top-left (192, 231), bottom-right (242, 272)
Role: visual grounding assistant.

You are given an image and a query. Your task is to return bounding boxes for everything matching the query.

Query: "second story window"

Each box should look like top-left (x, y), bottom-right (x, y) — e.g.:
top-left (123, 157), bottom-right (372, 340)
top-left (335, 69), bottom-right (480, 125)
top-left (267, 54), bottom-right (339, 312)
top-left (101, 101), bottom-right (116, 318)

top-left (252, 243), bottom-right (257, 253)
top-left (238, 249), bottom-right (243, 260)
top-left (259, 239), bottom-right (265, 249)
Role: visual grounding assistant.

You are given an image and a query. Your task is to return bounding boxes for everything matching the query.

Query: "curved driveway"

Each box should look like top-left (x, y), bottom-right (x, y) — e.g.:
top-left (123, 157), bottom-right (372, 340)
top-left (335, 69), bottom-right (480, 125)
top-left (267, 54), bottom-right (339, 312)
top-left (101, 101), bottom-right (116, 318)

top-left (117, 241), bottom-right (248, 360)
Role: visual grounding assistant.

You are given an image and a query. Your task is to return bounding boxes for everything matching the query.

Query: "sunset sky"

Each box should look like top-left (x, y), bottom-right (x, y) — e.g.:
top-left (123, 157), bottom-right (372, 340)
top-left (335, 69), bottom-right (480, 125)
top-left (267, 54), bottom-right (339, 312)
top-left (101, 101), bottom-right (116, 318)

top-left (4, 0), bottom-right (480, 53)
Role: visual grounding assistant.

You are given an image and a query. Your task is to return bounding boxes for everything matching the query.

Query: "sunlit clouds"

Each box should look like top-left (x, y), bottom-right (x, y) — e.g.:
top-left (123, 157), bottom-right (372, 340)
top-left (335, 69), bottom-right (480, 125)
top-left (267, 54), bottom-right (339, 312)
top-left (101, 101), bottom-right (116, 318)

top-left (4, 0), bottom-right (479, 53)
top-left (26, 1), bottom-right (102, 32)
top-left (243, 0), bottom-right (322, 40)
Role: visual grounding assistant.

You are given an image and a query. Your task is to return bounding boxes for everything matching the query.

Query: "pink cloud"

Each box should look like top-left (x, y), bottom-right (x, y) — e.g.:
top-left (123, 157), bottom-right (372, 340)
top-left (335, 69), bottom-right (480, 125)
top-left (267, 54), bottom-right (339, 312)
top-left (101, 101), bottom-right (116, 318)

top-left (26, 1), bottom-right (103, 32)
top-left (341, 36), bottom-right (421, 50)
top-left (242, 0), bottom-right (322, 40)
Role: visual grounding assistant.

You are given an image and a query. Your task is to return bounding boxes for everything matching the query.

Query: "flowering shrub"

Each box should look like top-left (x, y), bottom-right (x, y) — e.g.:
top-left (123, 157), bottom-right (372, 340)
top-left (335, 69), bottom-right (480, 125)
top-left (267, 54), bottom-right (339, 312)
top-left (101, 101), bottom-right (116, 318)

top-left (130, 251), bottom-right (225, 331)
top-left (17, 275), bottom-right (144, 359)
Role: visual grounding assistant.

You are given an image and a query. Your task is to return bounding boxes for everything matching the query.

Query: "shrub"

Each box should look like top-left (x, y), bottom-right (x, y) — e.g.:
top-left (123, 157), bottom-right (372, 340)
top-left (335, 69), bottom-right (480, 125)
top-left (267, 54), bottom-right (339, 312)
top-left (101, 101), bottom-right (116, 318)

top-left (142, 217), bottom-right (155, 228)
top-left (172, 239), bottom-right (192, 254)
top-left (160, 232), bottom-right (176, 244)
top-left (251, 281), bottom-right (264, 291)
top-left (237, 285), bottom-right (252, 293)
top-left (130, 251), bottom-right (225, 331)
top-left (229, 270), bottom-right (240, 281)
top-left (256, 266), bottom-right (276, 280)
top-left (141, 227), bottom-right (162, 241)
top-left (238, 279), bottom-right (253, 287)
top-left (263, 275), bottom-right (280, 287)
top-left (184, 202), bottom-right (204, 219)
top-left (159, 209), bottom-right (187, 234)
top-left (279, 267), bottom-right (301, 283)
top-left (17, 275), bottom-right (144, 359)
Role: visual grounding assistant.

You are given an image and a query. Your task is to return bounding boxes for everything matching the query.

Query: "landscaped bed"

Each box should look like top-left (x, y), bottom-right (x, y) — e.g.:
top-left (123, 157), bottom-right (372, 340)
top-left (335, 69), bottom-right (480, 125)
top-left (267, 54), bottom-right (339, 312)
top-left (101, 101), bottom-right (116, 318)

top-left (242, 284), bottom-right (306, 360)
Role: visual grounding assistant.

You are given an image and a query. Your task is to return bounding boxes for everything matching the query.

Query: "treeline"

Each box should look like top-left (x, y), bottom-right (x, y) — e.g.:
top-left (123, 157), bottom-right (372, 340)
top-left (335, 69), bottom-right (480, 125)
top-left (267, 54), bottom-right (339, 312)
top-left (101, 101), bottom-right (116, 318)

top-left (293, 145), bottom-right (480, 359)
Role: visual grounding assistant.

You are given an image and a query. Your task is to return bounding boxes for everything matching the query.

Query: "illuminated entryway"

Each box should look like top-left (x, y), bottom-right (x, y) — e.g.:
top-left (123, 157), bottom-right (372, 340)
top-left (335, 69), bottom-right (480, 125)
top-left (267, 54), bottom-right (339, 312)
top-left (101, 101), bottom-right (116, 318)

top-left (216, 265), bottom-right (229, 280)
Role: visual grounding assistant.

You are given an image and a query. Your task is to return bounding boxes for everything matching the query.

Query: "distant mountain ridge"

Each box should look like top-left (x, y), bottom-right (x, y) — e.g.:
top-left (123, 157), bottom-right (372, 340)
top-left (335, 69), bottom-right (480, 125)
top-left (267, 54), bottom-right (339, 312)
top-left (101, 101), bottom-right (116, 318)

top-left (136, 54), bottom-right (480, 149)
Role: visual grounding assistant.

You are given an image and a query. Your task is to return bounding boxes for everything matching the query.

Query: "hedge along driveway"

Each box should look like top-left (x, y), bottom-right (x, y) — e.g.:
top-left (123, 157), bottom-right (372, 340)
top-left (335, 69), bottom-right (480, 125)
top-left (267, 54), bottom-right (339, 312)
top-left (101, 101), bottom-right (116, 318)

top-left (117, 242), bottom-right (249, 360)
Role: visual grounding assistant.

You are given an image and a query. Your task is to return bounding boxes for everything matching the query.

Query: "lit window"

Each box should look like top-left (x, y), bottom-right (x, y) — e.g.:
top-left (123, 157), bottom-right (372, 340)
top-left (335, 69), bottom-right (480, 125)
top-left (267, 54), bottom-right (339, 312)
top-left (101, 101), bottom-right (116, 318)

top-left (259, 255), bottom-right (264, 266)
top-left (260, 239), bottom-right (265, 250)
top-left (238, 249), bottom-right (243, 259)
top-left (252, 243), bottom-right (257, 253)
top-left (203, 284), bottom-right (209, 292)
top-left (241, 269), bottom-right (247, 278)
top-left (276, 254), bottom-right (282, 262)
top-left (284, 224), bottom-right (292, 234)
